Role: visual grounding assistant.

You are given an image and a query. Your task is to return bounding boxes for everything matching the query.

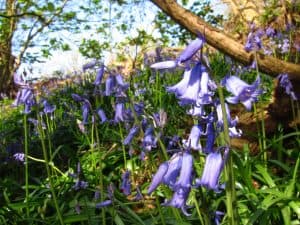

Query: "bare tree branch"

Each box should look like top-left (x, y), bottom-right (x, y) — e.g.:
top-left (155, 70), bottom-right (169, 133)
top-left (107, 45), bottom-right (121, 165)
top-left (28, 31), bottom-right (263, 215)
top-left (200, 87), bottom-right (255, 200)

top-left (150, 0), bottom-right (300, 81)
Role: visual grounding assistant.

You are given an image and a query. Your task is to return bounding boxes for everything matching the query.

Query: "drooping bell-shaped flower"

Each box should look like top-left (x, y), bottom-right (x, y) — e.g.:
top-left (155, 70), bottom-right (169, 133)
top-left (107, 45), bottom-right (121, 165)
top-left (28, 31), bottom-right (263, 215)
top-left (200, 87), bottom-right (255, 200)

top-left (114, 102), bottom-right (126, 123)
top-left (142, 127), bottom-right (157, 151)
top-left (42, 100), bottom-right (56, 114)
top-left (123, 125), bottom-right (139, 145)
top-left (177, 36), bottom-right (205, 64)
top-left (94, 64), bottom-right (105, 85)
top-left (163, 153), bottom-right (183, 187)
top-left (150, 60), bottom-right (177, 70)
top-left (196, 147), bottom-right (229, 190)
top-left (166, 68), bottom-right (192, 97)
top-left (277, 73), bottom-right (298, 100)
top-left (215, 101), bottom-right (242, 137)
top-left (82, 59), bottom-right (98, 71)
top-left (115, 74), bottom-right (129, 90)
top-left (177, 63), bottom-right (203, 105)
top-left (95, 200), bottom-right (112, 208)
top-left (162, 187), bottom-right (191, 216)
top-left (183, 124), bottom-right (205, 150)
top-left (105, 75), bottom-right (116, 96)
top-left (120, 170), bottom-right (131, 196)
top-left (204, 118), bottom-right (216, 154)
top-left (174, 152), bottom-right (193, 190)
top-left (96, 108), bottom-right (108, 124)
top-left (224, 75), bottom-right (262, 110)
top-left (82, 101), bottom-right (91, 125)
top-left (148, 162), bottom-right (168, 194)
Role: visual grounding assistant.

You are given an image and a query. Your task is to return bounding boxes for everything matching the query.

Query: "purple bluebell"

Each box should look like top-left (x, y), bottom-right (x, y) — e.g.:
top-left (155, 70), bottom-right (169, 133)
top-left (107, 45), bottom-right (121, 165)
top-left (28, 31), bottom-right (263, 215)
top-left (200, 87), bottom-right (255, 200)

top-left (266, 27), bottom-right (275, 38)
top-left (96, 108), bottom-right (108, 123)
top-left (82, 101), bottom-right (91, 125)
top-left (177, 36), bottom-right (205, 63)
top-left (196, 147), bottom-right (229, 190)
top-left (148, 162), bottom-right (168, 194)
top-left (82, 59), bottom-right (98, 71)
top-left (105, 75), bottom-right (116, 96)
top-left (183, 124), bottom-right (205, 151)
top-left (150, 60), bottom-right (178, 70)
top-left (71, 93), bottom-right (85, 102)
top-left (277, 73), bottom-right (298, 100)
top-left (153, 109), bottom-right (167, 128)
top-left (224, 75), bottom-right (262, 110)
top-left (94, 64), bottom-right (105, 85)
top-left (42, 100), bottom-right (56, 114)
top-left (166, 68), bottom-right (192, 97)
top-left (197, 68), bottom-right (215, 105)
top-left (134, 186), bottom-right (143, 201)
top-left (174, 152), bottom-right (193, 190)
top-left (215, 102), bottom-right (242, 137)
top-left (176, 63), bottom-right (203, 105)
top-left (244, 31), bottom-right (263, 52)
top-left (123, 125), bottom-right (140, 145)
top-left (115, 74), bottom-right (129, 89)
top-left (142, 127), bottom-right (157, 151)
top-left (162, 187), bottom-right (191, 216)
top-left (280, 38), bottom-right (290, 54)
top-left (114, 102), bottom-right (126, 123)
top-left (73, 180), bottom-right (88, 190)
top-left (95, 200), bottom-right (112, 208)
top-left (120, 170), bottom-right (131, 196)
top-left (188, 105), bottom-right (206, 117)
top-left (163, 153), bottom-right (183, 187)
top-left (13, 153), bottom-right (25, 162)
top-left (13, 72), bottom-right (27, 87)
top-left (204, 119), bottom-right (216, 154)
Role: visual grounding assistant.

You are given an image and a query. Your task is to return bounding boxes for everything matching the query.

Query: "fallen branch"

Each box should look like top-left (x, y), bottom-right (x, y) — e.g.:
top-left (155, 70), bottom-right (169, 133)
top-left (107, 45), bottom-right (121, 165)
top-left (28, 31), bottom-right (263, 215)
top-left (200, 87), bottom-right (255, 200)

top-left (150, 0), bottom-right (300, 80)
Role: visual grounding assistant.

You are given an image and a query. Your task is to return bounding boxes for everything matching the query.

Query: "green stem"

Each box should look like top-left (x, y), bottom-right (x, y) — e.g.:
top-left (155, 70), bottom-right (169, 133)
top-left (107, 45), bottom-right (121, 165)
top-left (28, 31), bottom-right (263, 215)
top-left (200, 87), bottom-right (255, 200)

top-left (118, 123), bottom-right (127, 167)
top-left (156, 198), bottom-right (166, 225)
top-left (38, 116), bottom-right (64, 225)
top-left (23, 114), bottom-right (29, 217)
top-left (217, 86), bottom-right (239, 225)
top-left (95, 123), bottom-right (106, 225)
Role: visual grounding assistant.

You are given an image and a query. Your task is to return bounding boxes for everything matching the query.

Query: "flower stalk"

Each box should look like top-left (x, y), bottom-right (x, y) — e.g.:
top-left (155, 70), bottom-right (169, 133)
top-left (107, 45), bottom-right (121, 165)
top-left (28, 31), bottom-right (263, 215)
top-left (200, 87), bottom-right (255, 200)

top-left (217, 85), bottom-right (239, 225)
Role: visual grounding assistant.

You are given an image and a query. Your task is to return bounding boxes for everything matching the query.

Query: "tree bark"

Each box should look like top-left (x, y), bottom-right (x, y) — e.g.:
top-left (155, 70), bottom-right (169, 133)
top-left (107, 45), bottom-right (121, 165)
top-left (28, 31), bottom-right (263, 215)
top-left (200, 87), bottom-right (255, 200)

top-left (150, 0), bottom-right (300, 81)
top-left (0, 0), bottom-right (17, 97)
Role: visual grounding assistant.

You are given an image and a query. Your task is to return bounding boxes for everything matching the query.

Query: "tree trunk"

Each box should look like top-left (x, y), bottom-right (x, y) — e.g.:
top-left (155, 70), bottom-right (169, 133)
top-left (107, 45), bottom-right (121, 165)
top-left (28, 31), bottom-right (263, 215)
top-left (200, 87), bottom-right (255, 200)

top-left (0, 0), bottom-right (17, 98)
top-left (150, 0), bottom-right (300, 81)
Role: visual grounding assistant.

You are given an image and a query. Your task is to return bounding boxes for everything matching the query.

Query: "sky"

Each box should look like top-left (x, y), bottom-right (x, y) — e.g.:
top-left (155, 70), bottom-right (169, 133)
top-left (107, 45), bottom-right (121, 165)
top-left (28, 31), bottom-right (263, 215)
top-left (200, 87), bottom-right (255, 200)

top-left (19, 0), bottom-right (228, 80)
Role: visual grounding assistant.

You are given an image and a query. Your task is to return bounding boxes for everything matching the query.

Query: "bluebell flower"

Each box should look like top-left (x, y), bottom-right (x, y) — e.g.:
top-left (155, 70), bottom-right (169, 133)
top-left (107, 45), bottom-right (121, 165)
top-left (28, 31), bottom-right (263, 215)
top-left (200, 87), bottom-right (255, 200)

top-left (82, 101), bottom-right (91, 125)
top-left (150, 60), bottom-right (177, 70)
top-left (224, 75), bottom-right (262, 110)
top-left (176, 63), bottom-right (203, 105)
top-left (96, 200), bottom-right (112, 208)
top-left (196, 147), bottom-right (229, 190)
top-left (13, 153), bottom-right (25, 162)
top-left (163, 153), bottom-right (183, 187)
top-left (177, 36), bottom-right (205, 63)
top-left (73, 180), bottom-right (88, 190)
top-left (266, 27), bottom-right (275, 38)
top-left (277, 73), bottom-right (298, 100)
top-left (244, 31), bottom-right (263, 52)
top-left (120, 170), bottom-right (131, 196)
top-left (148, 162), bottom-right (168, 194)
top-left (153, 109), bottom-right (167, 128)
top-left (115, 74), bottom-right (129, 89)
top-left (123, 125), bottom-right (139, 145)
top-left (166, 68), bottom-right (192, 97)
top-left (13, 72), bottom-right (27, 87)
top-left (188, 105), bottom-right (206, 117)
top-left (279, 38), bottom-right (290, 54)
top-left (42, 100), bottom-right (56, 114)
top-left (71, 93), bottom-right (85, 102)
top-left (142, 127), bottom-right (157, 151)
top-left (183, 124), bottom-right (205, 150)
top-left (82, 59), bottom-right (98, 71)
top-left (204, 119), bottom-right (216, 154)
top-left (174, 152), bottom-right (193, 189)
top-left (96, 108), bottom-right (108, 123)
top-left (134, 186), bottom-right (143, 201)
top-left (114, 102), bottom-right (126, 123)
top-left (105, 75), bottom-right (116, 96)
top-left (162, 187), bottom-right (191, 216)
top-left (215, 102), bottom-right (242, 137)
top-left (94, 64), bottom-right (105, 85)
